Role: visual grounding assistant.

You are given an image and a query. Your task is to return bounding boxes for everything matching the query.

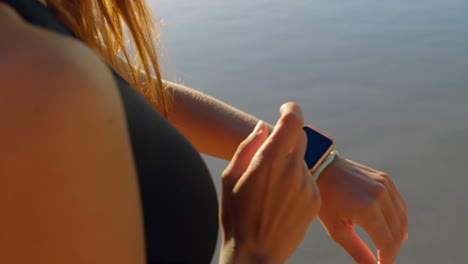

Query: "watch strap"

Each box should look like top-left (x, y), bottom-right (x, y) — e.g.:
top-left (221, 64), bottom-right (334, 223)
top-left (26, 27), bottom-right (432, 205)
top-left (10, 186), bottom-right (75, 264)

top-left (312, 150), bottom-right (339, 181)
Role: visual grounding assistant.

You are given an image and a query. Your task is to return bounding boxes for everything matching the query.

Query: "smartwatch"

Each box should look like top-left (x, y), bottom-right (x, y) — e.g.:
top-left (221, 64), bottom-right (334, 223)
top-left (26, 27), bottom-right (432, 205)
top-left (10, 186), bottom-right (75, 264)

top-left (303, 126), bottom-right (336, 180)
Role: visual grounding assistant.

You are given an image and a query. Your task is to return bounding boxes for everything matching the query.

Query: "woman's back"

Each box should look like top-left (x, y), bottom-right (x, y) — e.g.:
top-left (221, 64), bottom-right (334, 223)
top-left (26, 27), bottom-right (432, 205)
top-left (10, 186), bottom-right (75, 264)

top-left (0, 1), bottom-right (218, 263)
top-left (0, 5), bottom-right (148, 262)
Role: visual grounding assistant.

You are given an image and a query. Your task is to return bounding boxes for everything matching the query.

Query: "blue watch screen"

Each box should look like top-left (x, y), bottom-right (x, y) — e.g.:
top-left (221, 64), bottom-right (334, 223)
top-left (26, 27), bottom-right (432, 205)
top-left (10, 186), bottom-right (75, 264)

top-left (303, 126), bottom-right (334, 170)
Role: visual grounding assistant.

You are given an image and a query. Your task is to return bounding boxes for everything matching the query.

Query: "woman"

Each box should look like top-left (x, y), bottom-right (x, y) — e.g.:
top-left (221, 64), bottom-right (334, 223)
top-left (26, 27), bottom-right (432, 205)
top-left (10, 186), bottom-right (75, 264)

top-left (0, 0), bottom-right (407, 263)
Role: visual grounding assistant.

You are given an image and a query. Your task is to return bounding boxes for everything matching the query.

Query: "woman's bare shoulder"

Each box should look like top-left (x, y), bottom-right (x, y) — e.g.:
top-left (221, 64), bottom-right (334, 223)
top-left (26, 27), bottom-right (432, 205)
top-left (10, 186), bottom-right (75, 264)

top-left (0, 8), bottom-right (146, 264)
top-left (0, 3), bottom-right (121, 109)
top-left (0, 3), bottom-right (130, 155)
top-left (1, 4), bottom-right (111, 83)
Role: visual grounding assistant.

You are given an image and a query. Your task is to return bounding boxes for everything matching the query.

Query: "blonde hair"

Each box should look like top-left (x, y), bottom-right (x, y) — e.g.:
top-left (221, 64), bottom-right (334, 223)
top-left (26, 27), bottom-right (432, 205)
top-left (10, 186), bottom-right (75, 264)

top-left (45, 0), bottom-right (169, 116)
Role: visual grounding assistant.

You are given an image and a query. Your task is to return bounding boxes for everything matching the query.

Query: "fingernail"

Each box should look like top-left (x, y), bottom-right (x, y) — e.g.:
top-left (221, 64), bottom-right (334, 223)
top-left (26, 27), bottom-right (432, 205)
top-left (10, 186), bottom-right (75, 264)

top-left (403, 232), bottom-right (408, 241)
top-left (253, 120), bottom-right (264, 135)
top-left (280, 103), bottom-right (290, 115)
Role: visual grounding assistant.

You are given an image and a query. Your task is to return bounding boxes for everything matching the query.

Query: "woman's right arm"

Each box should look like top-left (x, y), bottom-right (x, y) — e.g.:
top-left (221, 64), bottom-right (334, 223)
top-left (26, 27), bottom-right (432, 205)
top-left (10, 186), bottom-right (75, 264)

top-left (219, 103), bottom-right (322, 264)
top-left (0, 12), bottom-right (145, 264)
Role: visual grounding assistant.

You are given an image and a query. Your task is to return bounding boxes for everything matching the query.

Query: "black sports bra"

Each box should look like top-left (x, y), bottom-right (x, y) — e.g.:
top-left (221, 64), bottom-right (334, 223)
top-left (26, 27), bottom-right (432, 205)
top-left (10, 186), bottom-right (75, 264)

top-left (1, 0), bottom-right (219, 263)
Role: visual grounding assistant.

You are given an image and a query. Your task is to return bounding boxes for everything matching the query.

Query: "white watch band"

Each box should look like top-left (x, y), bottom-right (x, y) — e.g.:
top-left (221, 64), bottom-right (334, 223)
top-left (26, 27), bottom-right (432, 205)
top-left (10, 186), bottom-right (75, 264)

top-left (312, 150), bottom-right (339, 181)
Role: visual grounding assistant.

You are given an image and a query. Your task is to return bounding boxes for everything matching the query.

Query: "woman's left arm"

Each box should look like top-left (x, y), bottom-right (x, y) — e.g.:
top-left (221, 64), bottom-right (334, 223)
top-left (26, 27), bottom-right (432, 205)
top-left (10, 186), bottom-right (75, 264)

top-left (119, 58), bottom-right (408, 263)
top-left (163, 81), bottom-right (408, 264)
top-left (115, 56), bottom-right (261, 160)
top-left (164, 81), bottom-right (263, 160)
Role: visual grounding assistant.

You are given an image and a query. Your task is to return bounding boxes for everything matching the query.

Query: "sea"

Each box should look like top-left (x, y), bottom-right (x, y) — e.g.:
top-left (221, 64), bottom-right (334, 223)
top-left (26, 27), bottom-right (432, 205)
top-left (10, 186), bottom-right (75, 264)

top-left (150, 0), bottom-right (468, 263)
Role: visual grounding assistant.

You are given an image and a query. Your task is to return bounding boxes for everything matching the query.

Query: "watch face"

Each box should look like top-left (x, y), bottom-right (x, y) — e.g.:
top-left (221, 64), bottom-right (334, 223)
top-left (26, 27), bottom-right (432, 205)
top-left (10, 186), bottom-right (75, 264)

top-left (303, 126), bottom-right (334, 171)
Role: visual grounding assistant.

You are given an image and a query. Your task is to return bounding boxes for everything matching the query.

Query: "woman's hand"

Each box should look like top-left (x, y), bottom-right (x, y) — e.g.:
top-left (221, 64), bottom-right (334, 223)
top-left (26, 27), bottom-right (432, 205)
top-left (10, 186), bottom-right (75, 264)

top-left (219, 103), bottom-right (321, 264)
top-left (317, 156), bottom-right (408, 264)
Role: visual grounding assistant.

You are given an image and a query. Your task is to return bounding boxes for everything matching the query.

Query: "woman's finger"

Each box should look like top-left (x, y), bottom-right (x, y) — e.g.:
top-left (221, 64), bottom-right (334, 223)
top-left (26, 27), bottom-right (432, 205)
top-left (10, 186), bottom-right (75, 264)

top-left (384, 175), bottom-right (409, 240)
top-left (379, 185), bottom-right (404, 242)
top-left (359, 206), bottom-right (399, 264)
top-left (261, 102), bottom-right (304, 158)
top-left (288, 130), bottom-right (318, 199)
top-left (266, 130), bottom-right (310, 230)
top-left (327, 223), bottom-right (377, 264)
top-left (289, 130), bottom-right (308, 162)
top-left (222, 120), bottom-right (268, 191)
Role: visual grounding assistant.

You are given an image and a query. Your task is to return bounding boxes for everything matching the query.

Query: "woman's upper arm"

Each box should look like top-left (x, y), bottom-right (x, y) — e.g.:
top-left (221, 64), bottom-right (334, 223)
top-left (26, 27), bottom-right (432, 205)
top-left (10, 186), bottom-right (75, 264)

top-left (0, 23), bottom-right (145, 264)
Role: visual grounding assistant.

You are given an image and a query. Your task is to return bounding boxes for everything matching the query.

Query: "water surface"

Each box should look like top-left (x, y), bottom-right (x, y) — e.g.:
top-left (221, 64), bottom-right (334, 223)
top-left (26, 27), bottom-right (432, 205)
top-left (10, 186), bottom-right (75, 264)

top-left (151, 0), bottom-right (468, 262)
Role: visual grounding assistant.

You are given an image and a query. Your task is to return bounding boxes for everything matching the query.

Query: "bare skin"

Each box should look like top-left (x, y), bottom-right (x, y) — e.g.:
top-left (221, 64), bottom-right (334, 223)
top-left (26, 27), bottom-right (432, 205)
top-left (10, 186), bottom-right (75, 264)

top-left (0, 4), bottom-right (320, 264)
top-left (162, 82), bottom-right (408, 264)
top-left (0, 5), bottom-right (145, 264)
top-left (119, 20), bottom-right (408, 264)
top-left (4, 2), bottom-right (408, 263)
top-left (220, 103), bottom-right (322, 264)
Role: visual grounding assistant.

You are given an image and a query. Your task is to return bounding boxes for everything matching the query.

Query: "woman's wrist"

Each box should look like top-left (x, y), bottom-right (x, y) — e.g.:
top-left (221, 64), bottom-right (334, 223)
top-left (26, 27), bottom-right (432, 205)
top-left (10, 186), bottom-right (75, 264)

top-left (316, 154), bottom-right (342, 184)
